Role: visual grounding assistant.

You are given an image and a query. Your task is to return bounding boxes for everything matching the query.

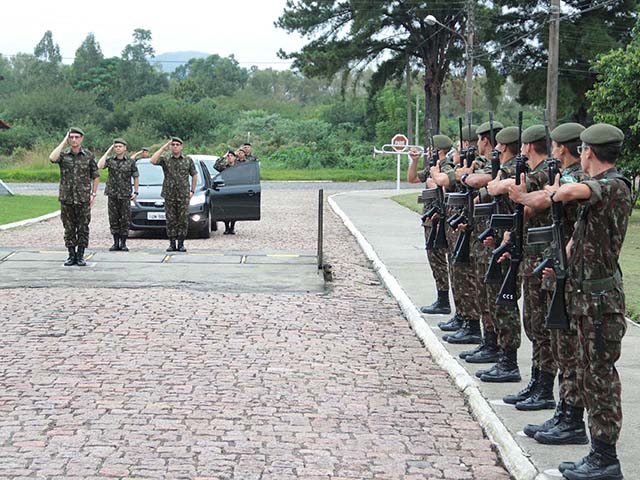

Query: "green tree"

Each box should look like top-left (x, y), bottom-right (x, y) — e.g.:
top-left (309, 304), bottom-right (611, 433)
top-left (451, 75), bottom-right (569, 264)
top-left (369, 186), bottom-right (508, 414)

top-left (119, 29), bottom-right (168, 101)
top-left (72, 33), bottom-right (104, 86)
top-left (173, 54), bottom-right (249, 97)
top-left (491, 0), bottom-right (637, 123)
top-left (587, 24), bottom-right (640, 180)
top-left (276, 0), bottom-right (482, 139)
top-left (34, 30), bottom-right (62, 63)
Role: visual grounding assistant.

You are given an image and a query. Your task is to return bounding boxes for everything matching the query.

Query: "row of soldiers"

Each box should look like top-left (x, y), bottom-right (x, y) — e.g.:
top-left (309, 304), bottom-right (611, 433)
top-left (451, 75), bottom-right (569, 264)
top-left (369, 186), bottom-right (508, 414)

top-left (408, 118), bottom-right (630, 480)
top-left (48, 128), bottom-right (259, 263)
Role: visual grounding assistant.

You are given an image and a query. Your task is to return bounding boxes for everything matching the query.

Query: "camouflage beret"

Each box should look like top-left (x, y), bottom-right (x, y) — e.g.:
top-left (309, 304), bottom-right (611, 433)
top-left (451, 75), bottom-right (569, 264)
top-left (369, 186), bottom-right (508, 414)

top-left (580, 123), bottom-right (624, 145)
top-left (68, 127), bottom-right (85, 136)
top-left (171, 136), bottom-right (183, 144)
top-left (477, 121), bottom-right (504, 136)
top-left (113, 137), bottom-right (127, 146)
top-left (496, 126), bottom-right (519, 145)
top-left (433, 134), bottom-right (453, 150)
top-left (521, 125), bottom-right (545, 144)
top-left (461, 124), bottom-right (478, 142)
top-left (551, 123), bottom-right (585, 144)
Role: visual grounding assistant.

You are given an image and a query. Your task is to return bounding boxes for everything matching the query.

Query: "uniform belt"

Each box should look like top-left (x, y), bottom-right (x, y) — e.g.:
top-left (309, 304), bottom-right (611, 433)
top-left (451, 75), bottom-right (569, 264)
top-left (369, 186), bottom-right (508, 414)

top-left (580, 271), bottom-right (622, 294)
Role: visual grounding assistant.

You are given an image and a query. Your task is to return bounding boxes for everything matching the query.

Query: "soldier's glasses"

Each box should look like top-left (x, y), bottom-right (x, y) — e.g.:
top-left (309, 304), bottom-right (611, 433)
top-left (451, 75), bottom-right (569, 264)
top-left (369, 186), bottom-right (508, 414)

top-left (577, 144), bottom-right (590, 154)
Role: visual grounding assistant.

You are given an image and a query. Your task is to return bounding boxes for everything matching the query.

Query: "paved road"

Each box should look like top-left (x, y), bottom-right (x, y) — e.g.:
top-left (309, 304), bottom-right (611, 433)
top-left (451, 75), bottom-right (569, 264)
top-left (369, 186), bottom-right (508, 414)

top-left (0, 186), bottom-right (509, 479)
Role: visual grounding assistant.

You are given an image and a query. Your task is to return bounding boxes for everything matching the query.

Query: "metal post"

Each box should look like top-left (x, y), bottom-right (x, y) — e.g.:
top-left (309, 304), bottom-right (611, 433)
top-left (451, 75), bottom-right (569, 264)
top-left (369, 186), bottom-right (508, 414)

top-left (415, 94), bottom-right (420, 145)
top-left (396, 154), bottom-right (401, 193)
top-left (317, 189), bottom-right (324, 271)
top-left (546, 0), bottom-right (560, 128)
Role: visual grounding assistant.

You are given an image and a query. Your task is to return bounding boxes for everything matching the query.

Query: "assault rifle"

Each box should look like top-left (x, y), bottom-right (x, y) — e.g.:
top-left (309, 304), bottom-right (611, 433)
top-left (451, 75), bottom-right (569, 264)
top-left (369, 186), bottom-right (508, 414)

top-left (490, 111), bottom-right (527, 306)
top-left (447, 116), bottom-right (476, 264)
top-left (473, 112), bottom-right (504, 284)
top-left (424, 120), bottom-right (448, 250)
top-left (526, 111), bottom-right (569, 329)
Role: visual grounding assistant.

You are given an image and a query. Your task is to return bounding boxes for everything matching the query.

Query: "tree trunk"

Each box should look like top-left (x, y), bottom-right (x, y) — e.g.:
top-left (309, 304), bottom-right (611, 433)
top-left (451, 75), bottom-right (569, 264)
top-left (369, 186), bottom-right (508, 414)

top-left (423, 71), bottom-right (441, 146)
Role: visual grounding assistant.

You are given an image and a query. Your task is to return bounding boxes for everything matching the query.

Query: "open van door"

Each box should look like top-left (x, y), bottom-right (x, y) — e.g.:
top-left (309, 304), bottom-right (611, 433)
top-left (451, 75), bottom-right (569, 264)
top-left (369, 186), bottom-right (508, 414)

top-left (210, 162), bottom-right (261, 221)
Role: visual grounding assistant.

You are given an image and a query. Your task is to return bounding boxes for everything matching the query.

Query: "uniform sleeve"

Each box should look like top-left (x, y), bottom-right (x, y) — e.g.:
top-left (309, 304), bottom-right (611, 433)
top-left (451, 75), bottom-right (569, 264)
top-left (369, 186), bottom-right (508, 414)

top-left (131, 161), bottom-right (139, 178)
top-left (90, 157), bottom-right (100, 179)
top-left (526, 169), bottom-right (549, 192)
top-left (581, 179), bottom-right (603, 206)
top-left (440, 163), bottom-right (457, 186)
top-left (52, 152), bottom-right (64, 164)
top-left (104, 157), bottom-right (111, 169)
top-left (156, 156), bottom-right (166, 167)
top-left (188, 157), bottom-right (197, 176)
top-left (417, 168), bottom-right (428, 183)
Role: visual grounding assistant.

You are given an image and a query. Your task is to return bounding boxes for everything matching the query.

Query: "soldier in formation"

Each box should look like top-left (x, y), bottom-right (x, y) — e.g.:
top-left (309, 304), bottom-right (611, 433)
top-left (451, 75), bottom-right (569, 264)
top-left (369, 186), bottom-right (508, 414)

top-left (97, 138), bottom-right (139, 252)
top-left (418, 117), bottom-right (630, 480)
top-left (49, 127), bottom-right (100, 267)
top-left (150, 137), bottom-right (198, 253)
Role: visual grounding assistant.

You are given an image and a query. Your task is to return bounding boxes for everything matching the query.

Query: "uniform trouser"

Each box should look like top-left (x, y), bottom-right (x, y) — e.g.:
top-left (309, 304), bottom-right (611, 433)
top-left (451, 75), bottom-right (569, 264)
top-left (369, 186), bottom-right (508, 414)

top-left (165, 196), bottom-right (190, 239)
top-left (471, 244), bottom-right (495, 334)
top-left (523, 274), bottom-right (555, 374)
top-left (576, 311), bottom-right (626, 444)
top-left (549, 290), bottom-right (584, 407)
top-left (425, 226), bottom-right (450, 291)
top-left (108, 196), bottom-right (131, 236)
top-left (482, 251), bottom-right (521, 351)
top-left (61, 202), bottom-right (91, 248)
top-left (447, 227), bottom-right (479, 319)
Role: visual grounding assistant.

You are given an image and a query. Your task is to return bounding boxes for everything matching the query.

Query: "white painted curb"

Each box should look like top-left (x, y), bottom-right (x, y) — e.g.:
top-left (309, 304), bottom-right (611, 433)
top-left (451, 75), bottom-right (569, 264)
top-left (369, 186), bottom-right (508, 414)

top-left (328, 192), bottom-right (550, 480)
top-left (0, 210), bottom-right (60, 231)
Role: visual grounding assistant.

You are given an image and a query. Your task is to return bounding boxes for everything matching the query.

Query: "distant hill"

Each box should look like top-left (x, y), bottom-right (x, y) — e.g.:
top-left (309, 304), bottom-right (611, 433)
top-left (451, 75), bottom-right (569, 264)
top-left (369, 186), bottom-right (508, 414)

top-left (153, 51), bottom-right (210, 73)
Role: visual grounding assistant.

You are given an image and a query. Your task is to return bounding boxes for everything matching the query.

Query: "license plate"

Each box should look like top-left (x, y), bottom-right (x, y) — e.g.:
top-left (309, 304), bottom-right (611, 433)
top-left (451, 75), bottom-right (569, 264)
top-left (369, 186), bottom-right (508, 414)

top-left (147, 212), bottom-right (166, 220)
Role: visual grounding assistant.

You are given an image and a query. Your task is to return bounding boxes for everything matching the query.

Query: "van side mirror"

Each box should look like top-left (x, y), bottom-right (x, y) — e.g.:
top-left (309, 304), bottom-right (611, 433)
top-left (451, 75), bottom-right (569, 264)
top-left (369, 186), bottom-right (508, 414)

top-left (212, 178), bottom-right (225, 191)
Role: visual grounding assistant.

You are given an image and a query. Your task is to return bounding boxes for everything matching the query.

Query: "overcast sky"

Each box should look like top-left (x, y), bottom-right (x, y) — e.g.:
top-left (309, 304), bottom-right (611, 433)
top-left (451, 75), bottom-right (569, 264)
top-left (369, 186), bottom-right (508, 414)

top-left (1, 0), bottom-right (307, 69)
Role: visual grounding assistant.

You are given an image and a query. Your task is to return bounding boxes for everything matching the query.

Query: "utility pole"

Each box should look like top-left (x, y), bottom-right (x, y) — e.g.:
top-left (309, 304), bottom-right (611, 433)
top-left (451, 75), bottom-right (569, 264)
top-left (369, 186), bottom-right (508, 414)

top-left (465, 0), bottom-right (474, 118)
top-left (546, 0), bottom-right (560, 128)
top-left (406, 55), bottom-right (413, 143)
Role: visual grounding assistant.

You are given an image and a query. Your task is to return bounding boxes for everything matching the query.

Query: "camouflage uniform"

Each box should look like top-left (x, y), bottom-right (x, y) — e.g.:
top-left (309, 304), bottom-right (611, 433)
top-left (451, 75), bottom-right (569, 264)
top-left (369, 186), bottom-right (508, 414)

top-left (54, 148), bottom-right (100, 248)
top-left (418, 167), bottom-right (450, 292)
top-left (484, 156), bottom-right (521, 351)
top-left (104, 155), bottom-right (139, 236)
top-left (567, 168), bottom-right (631, 444)
top-left (522, 160), bottom-right (554, 374)
top-left (157, 154), bottom-right (197, 239)
top-left (245, 154), bottom-right (258, 162)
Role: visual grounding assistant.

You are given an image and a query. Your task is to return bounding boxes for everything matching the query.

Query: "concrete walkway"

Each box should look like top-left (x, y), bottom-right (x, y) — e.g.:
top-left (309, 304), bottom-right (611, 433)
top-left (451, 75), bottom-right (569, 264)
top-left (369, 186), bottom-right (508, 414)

top-left (331, 189), bottom-right (639, 480)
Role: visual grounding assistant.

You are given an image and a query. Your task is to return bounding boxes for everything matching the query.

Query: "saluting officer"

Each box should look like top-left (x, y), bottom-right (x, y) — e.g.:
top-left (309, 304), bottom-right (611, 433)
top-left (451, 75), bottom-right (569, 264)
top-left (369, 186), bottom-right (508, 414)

top-left (97, 138), bottom-right (139, 251)
top-left (48, 127), bottom-right (100, 267)
top-left (150, 137), bottom-right (198, 253)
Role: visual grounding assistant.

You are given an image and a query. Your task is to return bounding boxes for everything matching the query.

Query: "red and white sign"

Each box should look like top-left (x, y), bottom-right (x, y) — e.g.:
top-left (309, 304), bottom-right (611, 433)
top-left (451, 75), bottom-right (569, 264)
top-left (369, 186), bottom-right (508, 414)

top-left (391, 133), bottom-right (409, 152)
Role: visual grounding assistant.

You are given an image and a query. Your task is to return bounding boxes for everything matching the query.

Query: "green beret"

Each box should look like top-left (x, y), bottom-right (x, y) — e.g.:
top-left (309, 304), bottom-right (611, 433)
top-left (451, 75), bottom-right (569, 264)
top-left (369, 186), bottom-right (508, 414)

top-left (171, 136), bottom-right (183, 144)
top-left (68, 127), bottom-right (85, 136)
top-left (433, 134), bottom-right (453, 150)
top-left (477, 120), bottom-right (504, 136)
top-left (551, 123), bottom-right (585, 144)
top-left (461, 124), bottom-right (478, 142)
top-left (141, 147), bottom-right (150, 151)
top-left (580, 123), bottom-right (624, 145)
top-left (496, 126), bottom-right (519, 145)
top-left (521, 125), bottom-right (545, 144)
top-left (113, 137), bottom-right (127, 146)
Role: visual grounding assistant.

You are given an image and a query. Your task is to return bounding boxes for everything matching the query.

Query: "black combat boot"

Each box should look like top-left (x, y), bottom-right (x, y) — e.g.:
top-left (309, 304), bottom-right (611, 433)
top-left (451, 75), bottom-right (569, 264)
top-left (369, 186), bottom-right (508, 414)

top-left (420, 290), bottom-right (451, 315)
top-left (516, 370), bottom-right (556, 411)
top-left (480, 349), bottom-right (521, 382)
top-left (76, 247), bottom-right (87, 267)
top-left (177, 237), bottom-right (187, 252)
top-left (535, 404), bottom-right (589, 445)
top-left (167, 239), bottom-right (177, 252)
top-left (64, 247), bottom-right (76, 266)
top-left (446, 319), bottom-right (482, 344)
top-left (524, 399), bottom-right (564, 438)
top-left (475, 362), bottom-right (498, 378)
top-left (120, 236), bottom-right (129, 252)
top-left (504, 366), bottom-right (539, 405)
top-left (439, 313), bottom-right (464, 332)
top-left (465, 330), bottom-right (500, 363)
top-left (109, 235), bottom-right (121, 251)
top-left (561, 440), bottom-right (623, 480)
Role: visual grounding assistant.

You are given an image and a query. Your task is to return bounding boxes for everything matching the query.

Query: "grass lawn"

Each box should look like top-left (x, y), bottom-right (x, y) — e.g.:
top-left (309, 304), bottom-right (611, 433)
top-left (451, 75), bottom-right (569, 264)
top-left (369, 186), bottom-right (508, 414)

top-left (0, 195), bottom-right (59, 225)
top-left (392, 191), bottom-right (640, 321)
top-left (0, 165), bottom-right (398, 183)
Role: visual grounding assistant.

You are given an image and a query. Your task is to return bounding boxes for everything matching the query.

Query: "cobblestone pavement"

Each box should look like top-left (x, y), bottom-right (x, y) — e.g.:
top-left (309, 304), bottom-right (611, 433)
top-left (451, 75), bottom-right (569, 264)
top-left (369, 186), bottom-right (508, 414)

top-left (0, 188), bottom-right (510, 479)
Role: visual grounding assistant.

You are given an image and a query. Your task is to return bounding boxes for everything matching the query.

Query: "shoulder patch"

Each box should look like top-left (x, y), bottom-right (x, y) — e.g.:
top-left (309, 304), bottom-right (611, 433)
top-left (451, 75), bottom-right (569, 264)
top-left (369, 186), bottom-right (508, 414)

top-left (561, 174), bottom-right (577, 184)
